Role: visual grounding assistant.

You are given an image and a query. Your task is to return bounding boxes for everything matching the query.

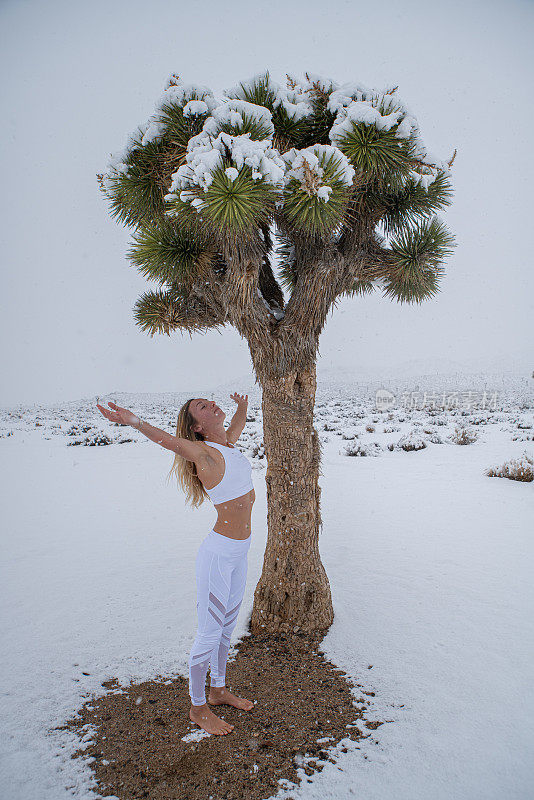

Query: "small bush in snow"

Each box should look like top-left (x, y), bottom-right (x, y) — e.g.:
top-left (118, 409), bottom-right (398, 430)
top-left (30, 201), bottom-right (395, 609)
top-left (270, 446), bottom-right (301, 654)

top-left (486, 451), bottom-right (533, 482)
top-left (323, 422), bottom-right (338, 432)
top-left (250, 442), bottom-right (265, 460)
top-left (511, 431), bottom-right (534, 442)
top-left (342, 441), bottom-right (382, 457)
top-left (396, 430), bottom-right (427, 451)
top-left (67, 432), bottom-right (113, 446)
top-left (470, 413), bottom-right (490, 426)
top-left (450, 426), bottom-right (478, 445)
top-left (67, 424), bottom-right (94, 436)
top-left (516, 415), bottom-right (532, 430)
top-left (365, 425), bottom-right (375, 433)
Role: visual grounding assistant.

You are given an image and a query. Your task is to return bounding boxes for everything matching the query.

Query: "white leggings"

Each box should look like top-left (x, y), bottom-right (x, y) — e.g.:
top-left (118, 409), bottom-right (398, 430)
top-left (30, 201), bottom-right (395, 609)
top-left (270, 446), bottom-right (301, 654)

top-left (188, 528), bottom-right (251, 706)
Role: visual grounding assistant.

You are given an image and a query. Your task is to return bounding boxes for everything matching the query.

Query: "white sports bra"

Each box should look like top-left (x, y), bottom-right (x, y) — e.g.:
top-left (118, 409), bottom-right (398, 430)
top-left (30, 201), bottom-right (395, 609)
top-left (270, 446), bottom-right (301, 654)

top-left (203, 440), bottom-right (254, 504)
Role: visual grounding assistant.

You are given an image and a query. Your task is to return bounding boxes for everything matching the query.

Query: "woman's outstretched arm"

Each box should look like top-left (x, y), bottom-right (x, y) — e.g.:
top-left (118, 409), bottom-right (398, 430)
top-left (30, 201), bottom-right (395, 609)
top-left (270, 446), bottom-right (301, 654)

top-left (130, 417), bottom-right (181, 451)
top-left (96, 401), bottom-right (201, 460)
top-left (226, 393), bottom-right (248, 444)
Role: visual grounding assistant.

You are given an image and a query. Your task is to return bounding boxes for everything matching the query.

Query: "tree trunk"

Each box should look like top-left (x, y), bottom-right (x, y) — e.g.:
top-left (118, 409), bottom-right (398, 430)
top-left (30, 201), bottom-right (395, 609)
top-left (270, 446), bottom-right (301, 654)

top-left (250, 362), bottom-right (334, 634)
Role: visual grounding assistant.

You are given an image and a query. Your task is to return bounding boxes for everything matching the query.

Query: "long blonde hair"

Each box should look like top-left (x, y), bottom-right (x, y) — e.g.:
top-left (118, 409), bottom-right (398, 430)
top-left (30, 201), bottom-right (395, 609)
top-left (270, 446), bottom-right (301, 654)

top-left (166, 398), bottom-right (209, 508)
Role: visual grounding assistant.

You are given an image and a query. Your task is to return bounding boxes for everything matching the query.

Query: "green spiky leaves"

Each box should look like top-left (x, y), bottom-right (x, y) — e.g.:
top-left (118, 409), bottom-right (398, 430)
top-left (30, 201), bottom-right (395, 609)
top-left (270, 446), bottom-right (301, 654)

top-left (166, 162), bottom-right (279, 246)
top-left (378, 169), bottom-right (454, 237)
top-left (133, 285), bottom-right (225, 337)
top-left (333, 116), bottom-right (410, 186)
top-left (99, 135), bottom-right (170, 230)
top-left (97, 81), bottom-right (213, 230)
top-left (280, 145), bottom-right (355, 237)
top-left (222, 70), bottom-right (315, 152)
top-left (164, 128), bottom-right (285, 249)
top-left (328, 92), bottom-right (451, 199)
top-left (126, 215), bottom-right (219, 288)
top-left (381, 216), bottom-right (457, 304)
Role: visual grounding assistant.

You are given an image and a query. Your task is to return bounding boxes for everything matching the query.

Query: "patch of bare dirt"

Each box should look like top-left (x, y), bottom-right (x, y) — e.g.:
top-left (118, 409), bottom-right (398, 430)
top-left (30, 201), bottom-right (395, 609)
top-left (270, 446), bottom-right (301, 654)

top-left (58, 630), bottom-right (386, 799)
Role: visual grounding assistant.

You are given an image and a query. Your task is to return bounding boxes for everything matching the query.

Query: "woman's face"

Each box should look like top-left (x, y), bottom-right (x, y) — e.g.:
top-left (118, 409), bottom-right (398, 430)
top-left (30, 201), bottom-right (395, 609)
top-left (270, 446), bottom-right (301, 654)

top-left (189, 398), bottom-right (225, 434)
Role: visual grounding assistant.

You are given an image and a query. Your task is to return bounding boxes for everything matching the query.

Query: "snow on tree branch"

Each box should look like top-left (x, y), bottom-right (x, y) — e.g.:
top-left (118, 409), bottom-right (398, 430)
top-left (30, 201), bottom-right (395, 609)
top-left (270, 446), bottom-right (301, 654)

top-left (224, 71), bottom-right (314, 121)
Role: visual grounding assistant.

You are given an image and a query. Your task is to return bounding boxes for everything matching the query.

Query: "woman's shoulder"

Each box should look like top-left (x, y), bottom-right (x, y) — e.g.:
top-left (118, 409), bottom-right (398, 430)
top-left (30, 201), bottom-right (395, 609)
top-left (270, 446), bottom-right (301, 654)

top-left (173, 437), bottom-right (214, 463)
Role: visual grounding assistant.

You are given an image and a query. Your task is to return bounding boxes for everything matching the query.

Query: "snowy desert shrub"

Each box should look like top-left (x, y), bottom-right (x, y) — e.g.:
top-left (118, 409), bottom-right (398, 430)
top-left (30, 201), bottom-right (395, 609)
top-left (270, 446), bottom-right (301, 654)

top-left (250, 442), bottom-right (265, 460)
top-left (511, 431), bottom-right (534, 442)
top-left (450, 426), bottom-right (478, 445)
top-left (486, 451), bottom-right (533, 482)
top-left (396, 430), bottom-right (427, 451)
top-left (341, 427), bottom-right (359, 440)
top-left (323, 422), bottom-right (339, 432)
top-left (516, 414), bottom-right (532, 430)
top-left (342, 441), bottom-right (382, 457)
top-left (365, 425), bottom-right (375, 433)
top-left (383, 426), bottom-right (399, 433)
top-left (67, 424), bottom-right (94, 437)
top-left (469, 414), bottom-right (489, 426)
top-left (67, 432), bottom-right (113, 447)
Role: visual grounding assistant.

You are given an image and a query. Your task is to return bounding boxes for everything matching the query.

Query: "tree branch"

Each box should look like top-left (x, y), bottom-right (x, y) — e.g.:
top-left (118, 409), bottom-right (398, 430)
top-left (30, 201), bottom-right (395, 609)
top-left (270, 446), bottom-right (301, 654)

top-left (277, 243), bottom-right (368, 343)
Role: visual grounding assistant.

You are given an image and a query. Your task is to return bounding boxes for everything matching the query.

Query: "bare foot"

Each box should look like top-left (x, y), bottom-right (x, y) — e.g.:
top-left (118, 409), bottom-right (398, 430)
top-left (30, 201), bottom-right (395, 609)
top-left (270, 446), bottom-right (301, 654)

top-left (189, 703), bottom-right (234, 735)
top-left (208, 686), bottom-right (254, 711)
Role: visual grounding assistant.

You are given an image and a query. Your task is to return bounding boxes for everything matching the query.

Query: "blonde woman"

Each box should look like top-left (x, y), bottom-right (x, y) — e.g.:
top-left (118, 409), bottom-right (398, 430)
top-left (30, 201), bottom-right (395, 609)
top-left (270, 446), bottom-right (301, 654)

top-left (96, 394), bottom-right (255, 736)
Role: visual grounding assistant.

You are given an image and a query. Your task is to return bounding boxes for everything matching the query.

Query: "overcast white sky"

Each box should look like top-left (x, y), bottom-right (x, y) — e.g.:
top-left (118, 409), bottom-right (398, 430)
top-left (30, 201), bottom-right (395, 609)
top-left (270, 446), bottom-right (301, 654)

top-left (1, 0), bottom-right (532, 408)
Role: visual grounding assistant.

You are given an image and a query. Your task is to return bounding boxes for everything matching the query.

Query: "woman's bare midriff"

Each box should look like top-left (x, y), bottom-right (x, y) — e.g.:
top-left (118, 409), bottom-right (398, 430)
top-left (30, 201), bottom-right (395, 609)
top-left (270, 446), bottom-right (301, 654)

top-left (198, 443), bottom-right (256, 540)
top-left (212, 488), bottom-right (256, 539)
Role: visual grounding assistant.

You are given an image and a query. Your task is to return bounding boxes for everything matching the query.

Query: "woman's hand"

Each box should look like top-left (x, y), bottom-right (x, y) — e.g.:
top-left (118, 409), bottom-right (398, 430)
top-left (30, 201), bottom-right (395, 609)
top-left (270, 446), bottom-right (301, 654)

top-left (230, 392), bottom-right (248, 408)
top-left (96, 400), bottom-right (140, 428)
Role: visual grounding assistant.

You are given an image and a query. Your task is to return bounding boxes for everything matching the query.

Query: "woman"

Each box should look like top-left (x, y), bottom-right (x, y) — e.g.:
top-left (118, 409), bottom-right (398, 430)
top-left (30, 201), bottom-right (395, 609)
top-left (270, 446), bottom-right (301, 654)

top-left (96, 394), bottom-right (255, 736)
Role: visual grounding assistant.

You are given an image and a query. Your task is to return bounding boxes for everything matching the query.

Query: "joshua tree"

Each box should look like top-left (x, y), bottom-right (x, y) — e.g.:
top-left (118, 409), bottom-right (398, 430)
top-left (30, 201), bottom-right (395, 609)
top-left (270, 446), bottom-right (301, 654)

top-left (97, 70), bottom-right (456, 635)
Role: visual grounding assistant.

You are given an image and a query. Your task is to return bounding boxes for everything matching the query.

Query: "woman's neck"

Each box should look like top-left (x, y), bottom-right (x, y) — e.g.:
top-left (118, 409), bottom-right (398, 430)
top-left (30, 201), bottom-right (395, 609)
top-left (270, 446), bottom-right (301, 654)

top-left (203, 430), bottom-right (228, 445)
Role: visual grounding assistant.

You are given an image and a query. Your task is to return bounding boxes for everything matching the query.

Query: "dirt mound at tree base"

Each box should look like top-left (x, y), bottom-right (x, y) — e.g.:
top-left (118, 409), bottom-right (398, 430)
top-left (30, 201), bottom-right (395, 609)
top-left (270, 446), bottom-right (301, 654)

top-left (60, 630), bottom-right (386, 800)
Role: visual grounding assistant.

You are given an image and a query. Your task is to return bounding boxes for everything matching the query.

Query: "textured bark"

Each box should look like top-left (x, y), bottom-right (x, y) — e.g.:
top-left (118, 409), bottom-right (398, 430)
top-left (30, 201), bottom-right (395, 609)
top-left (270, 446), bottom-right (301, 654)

top-left (250, 363), bottom-right (334, 634)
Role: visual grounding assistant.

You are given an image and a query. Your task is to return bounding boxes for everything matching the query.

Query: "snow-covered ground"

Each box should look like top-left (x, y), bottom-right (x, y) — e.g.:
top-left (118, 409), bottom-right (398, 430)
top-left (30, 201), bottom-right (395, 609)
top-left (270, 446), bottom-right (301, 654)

top-left (1, 373), bottom-right (532, 800)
